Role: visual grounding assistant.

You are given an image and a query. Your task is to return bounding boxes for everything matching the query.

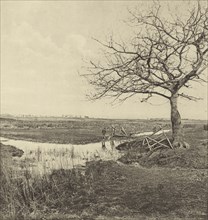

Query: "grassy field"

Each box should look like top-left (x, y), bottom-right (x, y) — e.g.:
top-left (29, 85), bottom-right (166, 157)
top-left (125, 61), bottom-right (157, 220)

top-left (0, 117), bottom-right (207, 220)
top-left (0, 117), bottom-right (206, 144)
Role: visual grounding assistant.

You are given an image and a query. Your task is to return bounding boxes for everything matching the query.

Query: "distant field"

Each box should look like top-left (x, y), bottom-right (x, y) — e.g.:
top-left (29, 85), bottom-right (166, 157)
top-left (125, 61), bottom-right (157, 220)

top-left (0, 117), bottom-right (206, 144)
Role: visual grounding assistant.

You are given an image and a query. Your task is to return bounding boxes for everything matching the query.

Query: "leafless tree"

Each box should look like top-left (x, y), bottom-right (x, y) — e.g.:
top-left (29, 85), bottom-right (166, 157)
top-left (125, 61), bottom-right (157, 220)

top-left (85, 2), bottom-right (208, 147)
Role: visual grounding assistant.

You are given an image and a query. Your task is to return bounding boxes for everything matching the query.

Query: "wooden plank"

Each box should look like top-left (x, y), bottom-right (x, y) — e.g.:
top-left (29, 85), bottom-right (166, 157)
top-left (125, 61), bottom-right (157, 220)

top-left (146, 137), bottom-right (166, 148)
top-left (162, 130), bottom-right (173, 149)
top-left (148, 139), bottom-right (166, 147)
top-left (121, 126), bottom-right (128, 136)
top-left (150, 145), bottom-right (167, 152)
top-left (146, 137), bottom-right (152, 150)
top-left (142, 138), bottom-right (146, 146)
top-left (147, 137), bottom-right (170, 149)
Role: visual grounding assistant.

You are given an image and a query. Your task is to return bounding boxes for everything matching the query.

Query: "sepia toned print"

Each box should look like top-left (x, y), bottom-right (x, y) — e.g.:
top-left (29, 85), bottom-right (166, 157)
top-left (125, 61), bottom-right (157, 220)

top-left (1, 1), bottom-right (207, 219)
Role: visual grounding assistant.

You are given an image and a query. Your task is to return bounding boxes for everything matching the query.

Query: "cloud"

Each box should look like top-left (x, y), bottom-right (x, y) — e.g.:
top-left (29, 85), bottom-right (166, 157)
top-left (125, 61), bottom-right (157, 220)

top-left (1, 20), bottom-right (92, 114)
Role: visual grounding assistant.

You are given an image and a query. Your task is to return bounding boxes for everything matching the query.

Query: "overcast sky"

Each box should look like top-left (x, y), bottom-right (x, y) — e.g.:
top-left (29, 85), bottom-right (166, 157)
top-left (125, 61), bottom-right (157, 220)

top-left (1, 1), bottom-right (207, 119)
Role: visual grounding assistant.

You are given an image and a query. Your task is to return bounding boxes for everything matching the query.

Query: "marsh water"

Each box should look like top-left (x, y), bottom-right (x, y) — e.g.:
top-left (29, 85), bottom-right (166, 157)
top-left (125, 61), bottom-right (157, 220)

top-left (1, 129), bottom-right (170, 174)
top-left (1, 137), bottom-right (123, 174)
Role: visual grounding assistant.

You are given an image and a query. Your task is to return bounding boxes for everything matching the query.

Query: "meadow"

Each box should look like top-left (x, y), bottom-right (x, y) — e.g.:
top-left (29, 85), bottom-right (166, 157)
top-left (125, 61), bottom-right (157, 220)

top-left (0, 117), bottom-right (207, 220)
top-left (0, 116), bottom-right (203, 144)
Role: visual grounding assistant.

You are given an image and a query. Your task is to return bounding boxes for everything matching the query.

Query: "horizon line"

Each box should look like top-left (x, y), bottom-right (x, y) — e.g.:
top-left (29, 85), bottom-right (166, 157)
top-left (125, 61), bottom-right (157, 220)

top-left (0, 113), bottom-right (207, 121)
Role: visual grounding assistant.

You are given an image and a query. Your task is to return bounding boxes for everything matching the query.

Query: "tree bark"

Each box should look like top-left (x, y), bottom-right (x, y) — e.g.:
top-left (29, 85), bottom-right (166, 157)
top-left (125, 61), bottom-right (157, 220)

top-left (170, 92), bottom-right (183, 147)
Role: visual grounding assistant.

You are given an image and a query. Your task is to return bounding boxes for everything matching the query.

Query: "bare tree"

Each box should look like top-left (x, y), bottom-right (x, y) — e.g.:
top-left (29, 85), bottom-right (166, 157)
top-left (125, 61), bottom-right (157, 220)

top-left (85, 2), bottom-right (208, 147)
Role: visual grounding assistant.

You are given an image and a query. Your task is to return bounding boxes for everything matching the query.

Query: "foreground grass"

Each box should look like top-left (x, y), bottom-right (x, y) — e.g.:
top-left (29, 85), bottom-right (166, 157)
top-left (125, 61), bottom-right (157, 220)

top-left (1, 158), bottom-right (207, 220)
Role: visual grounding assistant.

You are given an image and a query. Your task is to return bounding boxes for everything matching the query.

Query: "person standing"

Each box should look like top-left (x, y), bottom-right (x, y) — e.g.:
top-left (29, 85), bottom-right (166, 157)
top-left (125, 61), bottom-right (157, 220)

top-left (102, 127), bottom-right (107, 148)
top-left (111, 125), bottom-right (116, 137)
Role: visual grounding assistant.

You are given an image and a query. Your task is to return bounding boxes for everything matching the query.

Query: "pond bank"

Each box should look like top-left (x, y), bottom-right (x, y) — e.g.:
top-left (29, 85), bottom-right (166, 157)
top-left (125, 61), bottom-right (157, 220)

top-left (0, 142), bottom-right (24, 158)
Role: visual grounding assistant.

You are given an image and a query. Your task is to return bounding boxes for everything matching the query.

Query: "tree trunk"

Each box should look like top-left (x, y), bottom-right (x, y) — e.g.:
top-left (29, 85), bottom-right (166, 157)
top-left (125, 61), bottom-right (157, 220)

top-left (170, 92), bottom-right (183, 147)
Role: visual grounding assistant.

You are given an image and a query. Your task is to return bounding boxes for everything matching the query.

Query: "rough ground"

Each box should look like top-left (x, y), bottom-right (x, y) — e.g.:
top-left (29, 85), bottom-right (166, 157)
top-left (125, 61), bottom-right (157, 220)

top-left (84, 160), bottom-right (207, 219)
top-left (13, 160), bottom-right (208, 220)
top-left (1, 160), bottom-right (206, 220)
top-left (0, 142), bottom-right (24, 158)
top-left (117, 124), bottom-right (208, 169)
top-left (0, 118), bottom-right (207, 220)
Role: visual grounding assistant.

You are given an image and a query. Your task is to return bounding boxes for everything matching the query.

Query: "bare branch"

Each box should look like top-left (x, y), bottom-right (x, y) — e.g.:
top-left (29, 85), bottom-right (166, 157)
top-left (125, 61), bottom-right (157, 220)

top-left (178, 93), bottom-right (203, 101)
top-left (84, 2), bottom-right (208, 105)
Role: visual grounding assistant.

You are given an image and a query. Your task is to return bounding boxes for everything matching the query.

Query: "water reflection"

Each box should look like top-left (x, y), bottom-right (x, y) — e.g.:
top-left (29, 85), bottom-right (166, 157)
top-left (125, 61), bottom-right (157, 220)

top-left (1, 137), bottom-right (123, 175)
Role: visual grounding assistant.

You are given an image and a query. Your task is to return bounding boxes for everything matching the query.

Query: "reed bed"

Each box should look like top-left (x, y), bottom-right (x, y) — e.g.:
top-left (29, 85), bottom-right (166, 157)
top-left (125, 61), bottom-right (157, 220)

top-left (0, 143), bottom-right (122, 219)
